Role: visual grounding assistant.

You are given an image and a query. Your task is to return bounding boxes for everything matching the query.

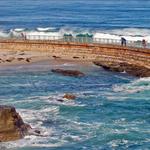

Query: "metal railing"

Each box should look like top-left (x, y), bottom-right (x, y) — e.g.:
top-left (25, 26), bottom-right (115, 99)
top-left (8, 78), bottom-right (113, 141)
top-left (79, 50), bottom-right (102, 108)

top-left (0, 34), bottom-right (150, 49)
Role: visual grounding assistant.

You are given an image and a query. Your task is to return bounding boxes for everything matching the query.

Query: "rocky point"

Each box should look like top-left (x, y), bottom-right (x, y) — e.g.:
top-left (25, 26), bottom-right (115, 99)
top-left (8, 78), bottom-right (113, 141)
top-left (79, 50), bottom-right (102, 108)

top-left (0, 105), bottom-right (31, 142)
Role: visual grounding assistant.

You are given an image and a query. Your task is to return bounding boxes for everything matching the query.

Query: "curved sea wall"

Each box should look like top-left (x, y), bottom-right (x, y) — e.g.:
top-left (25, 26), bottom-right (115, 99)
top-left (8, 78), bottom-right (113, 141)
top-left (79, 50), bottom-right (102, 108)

top-left (0, 39), bottom-right (150, 77)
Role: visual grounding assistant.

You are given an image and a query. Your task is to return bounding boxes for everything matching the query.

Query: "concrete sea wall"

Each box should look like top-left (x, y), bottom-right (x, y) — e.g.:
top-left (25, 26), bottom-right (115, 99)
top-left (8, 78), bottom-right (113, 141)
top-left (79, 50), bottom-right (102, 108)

top-left (0, 39), bottom-right (150, 74)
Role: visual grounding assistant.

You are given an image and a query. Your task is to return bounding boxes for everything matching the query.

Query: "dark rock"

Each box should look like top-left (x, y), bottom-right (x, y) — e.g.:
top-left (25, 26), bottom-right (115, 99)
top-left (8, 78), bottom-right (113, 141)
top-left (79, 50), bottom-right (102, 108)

top-left (51, 69), bottom-right (85, 77)
top-left (63, 93), bottom-right (76, 100)
top-left (28, 128), bottom-right (41, 136)
top-left (52, 56), bottom-right (61, 59)
top-left (26, 58), bottom-right (31, 62)
top-left (17, 58), bottom-right (24, 61)
top-left (93, 61), bottom-right (150, 77)
top-left (5, 57), bottom-right (14, 63)
top-left (73, 56), bottom-right (80, 59)
top-left (57, 99), bottom-right (64, 102)
top-left (0, 105), bottom-right (31, 142)
top-left (34, 130), bottom-right (41, 134)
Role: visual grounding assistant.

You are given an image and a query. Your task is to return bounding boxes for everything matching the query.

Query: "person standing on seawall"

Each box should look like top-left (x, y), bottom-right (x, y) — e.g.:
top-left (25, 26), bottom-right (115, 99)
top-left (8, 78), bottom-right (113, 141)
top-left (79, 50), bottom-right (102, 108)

top-left (142, 39), bottom-right (146, 48)
top-left (121, 37), bottom-right (127, 46)
top-left (21, 32), bottom-right (27, 40)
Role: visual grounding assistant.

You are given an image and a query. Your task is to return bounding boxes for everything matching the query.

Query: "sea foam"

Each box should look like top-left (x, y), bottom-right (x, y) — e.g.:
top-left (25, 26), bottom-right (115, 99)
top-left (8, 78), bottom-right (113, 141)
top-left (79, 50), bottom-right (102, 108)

top-left (113, 77), bottom-right (150, 94)
top-left (1, 27), bottom-right (150, 42)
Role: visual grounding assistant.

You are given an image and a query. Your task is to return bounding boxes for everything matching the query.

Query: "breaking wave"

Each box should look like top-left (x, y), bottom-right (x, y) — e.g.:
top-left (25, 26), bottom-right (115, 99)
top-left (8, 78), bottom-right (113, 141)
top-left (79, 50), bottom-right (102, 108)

top-left (2, 105), bottom-right (100, 149)
top-left (1, 27), bottom-right (150, 42)
top-left (113, 77), bottom-right (150, 94)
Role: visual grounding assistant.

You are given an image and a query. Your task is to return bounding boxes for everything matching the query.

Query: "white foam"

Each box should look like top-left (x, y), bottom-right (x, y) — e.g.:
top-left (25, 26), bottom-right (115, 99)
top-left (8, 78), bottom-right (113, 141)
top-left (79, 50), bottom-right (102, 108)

top-left (0, 30), bottom-right (9, 38)
top-left (59, 27), bottom-right (76, 37)
top-left (10, 29), bottom-right (22, 38)
top-left (94, 28), bottom-right (150, 42)
top-left (94, 33), bottom-right (120, 40)
top-left (108, 28), bottom-right (150, 36)
top-left (25, 31), bottom-right (62, 40)
top-left (14, 28), bottom-right (26, 32)
top-left (1, 27), bottom-right (150, 43)
top-left (113, 77), bottom-right (150, 94)
top-left (19, 106), bottom-right (59, 124)
top-left (37, 27), bottom-right (55, 32)
top-left (3, 106), bottom-right (101, 149)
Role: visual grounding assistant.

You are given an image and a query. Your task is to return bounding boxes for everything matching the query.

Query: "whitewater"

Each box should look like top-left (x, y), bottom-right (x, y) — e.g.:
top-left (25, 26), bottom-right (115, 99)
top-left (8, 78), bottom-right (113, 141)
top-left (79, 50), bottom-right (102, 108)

top-left (1, 28), bottom-right (150, 43)
top-left (0, 0), bottom-right (150, 150)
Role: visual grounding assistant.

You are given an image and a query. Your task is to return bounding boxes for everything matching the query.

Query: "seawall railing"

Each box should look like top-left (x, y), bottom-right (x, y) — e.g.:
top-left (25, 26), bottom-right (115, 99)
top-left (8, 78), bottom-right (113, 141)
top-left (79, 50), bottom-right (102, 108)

top-left (0, 35), bottom-right (150, 49)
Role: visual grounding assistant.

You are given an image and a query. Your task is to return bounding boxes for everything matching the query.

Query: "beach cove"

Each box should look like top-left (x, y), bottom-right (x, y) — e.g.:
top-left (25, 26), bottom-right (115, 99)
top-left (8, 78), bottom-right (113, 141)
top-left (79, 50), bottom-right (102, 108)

top-left (0, 0), bottom-right (150, 149)
top-left (0, 39), bottom-right (150, 77)
top-left (0, 39), bottom-right (150, 149)
top-left (0, 56), bottom-right (150, 149)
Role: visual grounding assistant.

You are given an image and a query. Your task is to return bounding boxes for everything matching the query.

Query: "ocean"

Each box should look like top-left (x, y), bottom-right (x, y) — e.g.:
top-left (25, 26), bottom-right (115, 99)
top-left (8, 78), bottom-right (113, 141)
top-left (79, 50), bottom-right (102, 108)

top-left (0, 0), bottom-right (150, 150)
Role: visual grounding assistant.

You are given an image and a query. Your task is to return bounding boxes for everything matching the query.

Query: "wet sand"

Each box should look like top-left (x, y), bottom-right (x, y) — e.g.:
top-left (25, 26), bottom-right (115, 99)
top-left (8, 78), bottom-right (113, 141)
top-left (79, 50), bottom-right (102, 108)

top-left (0, 50), bottom-right (49, 66)
top-left (0, 50), bottom-right (94, 73)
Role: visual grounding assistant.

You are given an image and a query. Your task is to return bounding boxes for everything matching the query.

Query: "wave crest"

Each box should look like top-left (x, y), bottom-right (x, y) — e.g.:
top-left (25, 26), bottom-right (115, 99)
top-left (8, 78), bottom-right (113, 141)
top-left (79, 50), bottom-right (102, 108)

top-left (113, 77), bottom-right (150, 94)
top-left (1, 27), bottom-right (150, 42)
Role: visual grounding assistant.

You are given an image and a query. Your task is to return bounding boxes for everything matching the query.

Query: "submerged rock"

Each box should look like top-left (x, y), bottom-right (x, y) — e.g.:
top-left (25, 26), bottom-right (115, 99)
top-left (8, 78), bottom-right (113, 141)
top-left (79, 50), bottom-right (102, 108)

top-left (0, 105), bottom-right (31, 142)
top-left (51, 69), bottom-right (85, 77)
top-left (57, 99), bottom-right (64, 102)
top-left (28, 128), bottom-right (42, 136)
top-left (63, 93), bottom-right (76, 100)
top-left (93, 61), bottom-right (150, 77)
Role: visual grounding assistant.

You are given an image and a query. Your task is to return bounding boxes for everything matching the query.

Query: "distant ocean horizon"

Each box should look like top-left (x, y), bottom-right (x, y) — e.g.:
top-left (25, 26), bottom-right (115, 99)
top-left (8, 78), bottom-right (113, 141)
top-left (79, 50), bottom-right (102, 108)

top-left (0, 0), bottom-right (150, 150)
top-left (1, 0), bottom-right (150, 42)
top-left (1, 0), bottom-right (150, 30)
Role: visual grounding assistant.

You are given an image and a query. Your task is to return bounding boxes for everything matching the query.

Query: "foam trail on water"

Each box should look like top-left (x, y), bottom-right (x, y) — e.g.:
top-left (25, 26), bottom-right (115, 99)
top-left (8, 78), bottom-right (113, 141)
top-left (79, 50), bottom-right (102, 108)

top-left (2, 105), bottom-right (101, 149)
top-left (113, 77), bottom-right (150, 94)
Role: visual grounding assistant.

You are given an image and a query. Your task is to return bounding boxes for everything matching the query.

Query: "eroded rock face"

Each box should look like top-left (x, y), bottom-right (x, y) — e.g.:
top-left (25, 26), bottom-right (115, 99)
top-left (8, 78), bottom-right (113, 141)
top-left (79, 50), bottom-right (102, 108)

top-left (0, 105), bottom-right (31, 142)
top-left (93, 61), bottom-right (150, 77)
top-left (51, 69), bottom-right (85, 77)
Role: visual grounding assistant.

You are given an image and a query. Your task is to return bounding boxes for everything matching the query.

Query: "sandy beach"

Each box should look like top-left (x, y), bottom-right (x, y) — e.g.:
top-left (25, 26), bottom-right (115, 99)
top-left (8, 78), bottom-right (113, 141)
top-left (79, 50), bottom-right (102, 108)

top-left (0, 49), bottom-right (94, 69)
top-left (0, 50), bottom-right (49, 66)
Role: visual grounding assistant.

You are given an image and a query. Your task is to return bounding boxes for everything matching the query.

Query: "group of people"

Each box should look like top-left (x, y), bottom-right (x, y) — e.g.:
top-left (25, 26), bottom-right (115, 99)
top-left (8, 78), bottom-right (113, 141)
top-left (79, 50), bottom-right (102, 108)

top-left (121, 37), bottom-right (147, 48)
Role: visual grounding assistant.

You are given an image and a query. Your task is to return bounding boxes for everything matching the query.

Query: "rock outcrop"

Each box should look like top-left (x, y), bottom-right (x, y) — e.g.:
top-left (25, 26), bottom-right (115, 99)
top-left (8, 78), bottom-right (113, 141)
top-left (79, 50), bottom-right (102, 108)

top-left (0, 105), bottom-right (31, 142)
top-left (51, 69), bottom-right (85, 77)
top-left (63, 93), bottom-right (76, 100)
top-left (93, 61), bottom-right (150, 77)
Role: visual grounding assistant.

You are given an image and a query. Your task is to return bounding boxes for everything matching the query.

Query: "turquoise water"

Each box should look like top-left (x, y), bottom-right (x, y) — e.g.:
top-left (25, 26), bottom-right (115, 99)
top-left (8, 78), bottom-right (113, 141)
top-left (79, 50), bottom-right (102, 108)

top-left (0, 0), bottom-right (150, 149)
top-left (0, 62), bottom-right (150, 150)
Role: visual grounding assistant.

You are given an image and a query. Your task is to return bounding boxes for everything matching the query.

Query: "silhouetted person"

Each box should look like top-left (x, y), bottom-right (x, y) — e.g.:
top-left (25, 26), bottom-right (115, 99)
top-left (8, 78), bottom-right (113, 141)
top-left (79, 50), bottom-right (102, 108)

top-left (142, 39), bottom-right (146, 48)
top-left (21, 32), bottom-right (27, 40)
top-left (121, 37), bottom-right (127, 46)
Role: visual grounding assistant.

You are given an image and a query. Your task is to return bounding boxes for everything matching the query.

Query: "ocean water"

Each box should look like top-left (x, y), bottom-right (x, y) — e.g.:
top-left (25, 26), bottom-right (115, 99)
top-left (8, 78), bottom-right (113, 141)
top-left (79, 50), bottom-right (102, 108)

top-left (1, 0), bottom-right (150, 42)
top-left (0, 0), bottom-right (150, 150)
top-left (0, 62), bottom-right (150, 150)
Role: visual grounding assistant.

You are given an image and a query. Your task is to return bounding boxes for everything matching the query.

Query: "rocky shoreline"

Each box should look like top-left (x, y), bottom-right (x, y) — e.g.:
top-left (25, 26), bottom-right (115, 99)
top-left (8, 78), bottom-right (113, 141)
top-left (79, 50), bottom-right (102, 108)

top-left (93, 61), bottom-right (150, 77)
top-left (0, 105), bottom-right (31, 142)
top-left (0, 105), bottom-right (44, 142)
